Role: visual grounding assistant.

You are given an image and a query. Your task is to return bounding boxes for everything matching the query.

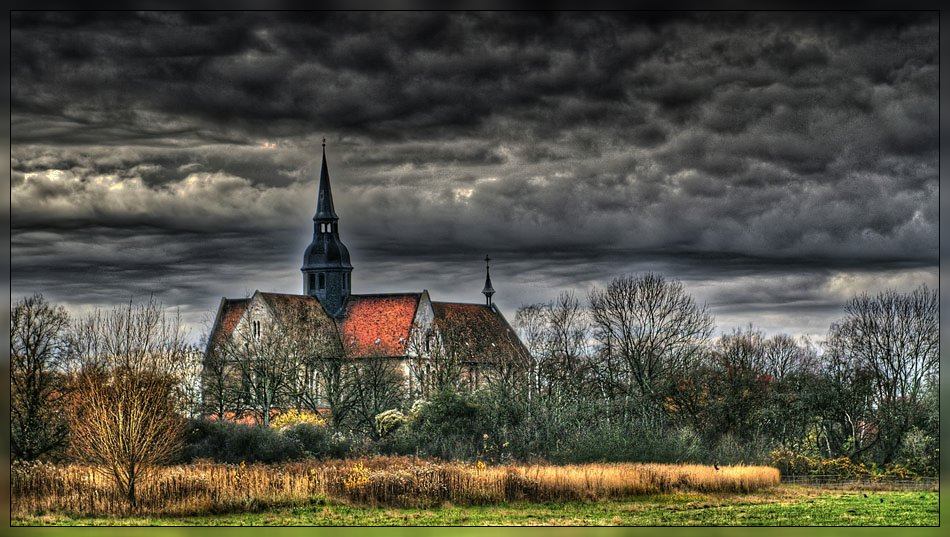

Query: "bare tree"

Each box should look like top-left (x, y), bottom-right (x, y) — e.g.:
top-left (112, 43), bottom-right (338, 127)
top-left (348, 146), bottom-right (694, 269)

top-left (68, 368), bottom-right (183, 509)
top-left (762, 334), bottom-right (817, 380)
top-left (201, 344), bottom-right (236, 420)
top-left (309, 353), bottom-right (357, 427)
top-left (541, 292), bottom-right (591, 400)
top-left (707, 326), bottom-right (771, 439)
top-left (715, 325), bottom-right (768, 374)
top-left (827, 286), bottom-right (938, 463)
top-left (11, 294), bottom-right (71, 460)
top-left (514, 292), bottom-right (592, 402)
top-left (283, 301), bottom-right (354, 425)
top-left (405, 320), bottom-right (465, 397)
top-left (812, 339), bottom-right (879, 460)
top-left (172, 346), bottom-right (205, 419)
top-left (218, 317), bottom-right (298, 427)
top-left (514, 303), bottom-right (548, 398)
top-left (66, 297), bottom-right (188, 509)
top-left (588, 273), bottom-right (713, 401)
top-left (349, 354), bottom-right (406, 438)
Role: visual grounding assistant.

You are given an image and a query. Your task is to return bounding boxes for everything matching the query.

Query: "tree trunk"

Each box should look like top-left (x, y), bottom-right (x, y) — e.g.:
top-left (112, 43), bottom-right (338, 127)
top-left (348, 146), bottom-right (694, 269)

top-left (127, 474), bottom-right (137, 509)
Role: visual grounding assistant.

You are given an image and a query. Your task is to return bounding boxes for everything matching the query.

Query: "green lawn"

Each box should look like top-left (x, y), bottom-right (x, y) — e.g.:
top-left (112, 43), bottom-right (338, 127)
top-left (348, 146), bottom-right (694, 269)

top-left (13, 487), bottom-right (938, 526)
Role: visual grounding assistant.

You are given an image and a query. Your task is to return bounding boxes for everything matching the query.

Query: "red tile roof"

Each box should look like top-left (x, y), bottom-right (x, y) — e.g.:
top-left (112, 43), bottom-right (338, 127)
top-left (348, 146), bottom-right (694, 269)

top-left (211, 298), bottom-right (249, 344)
top-left (259, 292), bottom-right (327, 323)
top-left (339, 293), bottom-right (421, 357)
top-left (431, 302), bottom-right (529, 363)
top-left (207, 293), bottom-right (527, 365)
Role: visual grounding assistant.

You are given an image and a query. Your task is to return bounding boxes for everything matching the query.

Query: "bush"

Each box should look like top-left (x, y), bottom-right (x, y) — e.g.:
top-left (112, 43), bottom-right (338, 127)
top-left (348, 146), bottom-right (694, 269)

top-left (375, 409), bottom-right (407, 439)
top-left (183, 419), bottom-right (360, 463)
top-left (895, 427), bottom-right (938, 476)
top-left (271, 409), bottom-right (327, 430)
top-left (767, 446), bottom-right (927, 479)
top-left (395, 390), bottom-right (491, 460)
top-left (282, 423), bottom-right (328, 458)
top-left (182, 419), bottom-right (303, 463)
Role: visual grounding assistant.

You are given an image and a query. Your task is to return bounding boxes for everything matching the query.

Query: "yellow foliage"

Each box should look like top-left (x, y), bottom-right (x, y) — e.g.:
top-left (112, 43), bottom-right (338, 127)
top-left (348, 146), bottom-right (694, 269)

top-left (343, 462), bottom-right (370, 491)
top-left (270, 409), bottom-right (326, 430)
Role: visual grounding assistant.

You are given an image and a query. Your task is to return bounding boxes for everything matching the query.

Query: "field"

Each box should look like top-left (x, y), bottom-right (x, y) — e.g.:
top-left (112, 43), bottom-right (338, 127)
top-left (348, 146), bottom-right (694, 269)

top-left (14, 488), bottom-right (938, 526)
top-left (11, 457), bottom-right (938, 526)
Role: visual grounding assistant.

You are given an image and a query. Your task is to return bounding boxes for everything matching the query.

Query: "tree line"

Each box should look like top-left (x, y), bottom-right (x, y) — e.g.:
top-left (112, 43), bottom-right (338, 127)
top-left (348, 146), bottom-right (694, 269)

top-left (10, 274), bottom-right (939, 506)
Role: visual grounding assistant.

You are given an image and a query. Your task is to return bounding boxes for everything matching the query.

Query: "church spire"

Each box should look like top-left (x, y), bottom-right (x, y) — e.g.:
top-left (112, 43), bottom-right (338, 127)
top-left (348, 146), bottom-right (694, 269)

top-left (314, 138), bottom-right (337, 221)
top-left (482, 255), bottom-right (495, 307)
top-left (302, 138), bottom-right (352, 317)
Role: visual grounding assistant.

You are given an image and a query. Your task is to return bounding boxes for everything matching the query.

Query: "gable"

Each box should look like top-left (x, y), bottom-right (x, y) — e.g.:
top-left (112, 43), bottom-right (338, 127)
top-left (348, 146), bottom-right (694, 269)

top-left (208, 298), bottom-right (250, 347)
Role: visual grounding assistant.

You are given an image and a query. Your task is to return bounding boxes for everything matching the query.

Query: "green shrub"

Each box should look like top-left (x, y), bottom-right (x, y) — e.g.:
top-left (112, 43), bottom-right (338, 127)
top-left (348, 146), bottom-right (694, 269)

top-left (375, 409), bottom-right (407, 439)
top-left (895, 427), bottom-right (938, 476)
top-left (396, 390), bottom-right (491, 460)
top-left (183, 419), bottom-right (303, 463)
top-left (767, 446), bottom-right (926, 479)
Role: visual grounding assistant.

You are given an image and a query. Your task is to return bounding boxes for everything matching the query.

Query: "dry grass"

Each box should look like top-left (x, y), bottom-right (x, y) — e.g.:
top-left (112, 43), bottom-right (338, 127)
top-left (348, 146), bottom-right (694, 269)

top-left (12, 457), bottom-right (780, 517)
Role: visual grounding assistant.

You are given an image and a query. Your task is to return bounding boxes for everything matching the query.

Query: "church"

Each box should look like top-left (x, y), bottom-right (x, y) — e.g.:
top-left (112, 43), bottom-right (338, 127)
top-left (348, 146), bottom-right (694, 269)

top-left (206, 142), bottom-right (529, 402)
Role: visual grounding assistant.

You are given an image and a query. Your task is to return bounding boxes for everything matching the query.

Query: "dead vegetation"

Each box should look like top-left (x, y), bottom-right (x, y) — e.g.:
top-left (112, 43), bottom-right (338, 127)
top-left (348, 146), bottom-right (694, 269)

top-left (12, 457), bottom-right (780, 517)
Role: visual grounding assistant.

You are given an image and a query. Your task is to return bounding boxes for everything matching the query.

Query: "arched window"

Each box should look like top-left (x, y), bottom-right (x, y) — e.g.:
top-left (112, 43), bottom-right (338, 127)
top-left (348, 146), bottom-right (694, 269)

top-left (318, 273), bottom-right (326, 290)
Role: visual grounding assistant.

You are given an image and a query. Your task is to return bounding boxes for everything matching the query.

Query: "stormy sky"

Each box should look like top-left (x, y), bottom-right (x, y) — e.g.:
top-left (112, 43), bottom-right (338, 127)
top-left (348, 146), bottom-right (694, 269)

top-left (11, 11), bottom-right (938, 341)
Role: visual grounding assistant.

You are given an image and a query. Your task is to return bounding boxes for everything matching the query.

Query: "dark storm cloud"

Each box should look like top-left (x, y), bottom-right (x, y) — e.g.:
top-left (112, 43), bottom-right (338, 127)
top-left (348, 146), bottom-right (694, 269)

top-left (11, 11), bottom-right (937, 339)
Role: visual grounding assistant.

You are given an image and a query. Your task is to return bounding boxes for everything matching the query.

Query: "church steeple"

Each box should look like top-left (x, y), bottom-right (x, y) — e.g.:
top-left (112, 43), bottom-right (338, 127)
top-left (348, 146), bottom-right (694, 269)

top-left (482, 255), bottom-right (495, 307)
top-left (302, 139), bottom-right (353, 317)
top-left (314, 140), bottom-right (338, 221)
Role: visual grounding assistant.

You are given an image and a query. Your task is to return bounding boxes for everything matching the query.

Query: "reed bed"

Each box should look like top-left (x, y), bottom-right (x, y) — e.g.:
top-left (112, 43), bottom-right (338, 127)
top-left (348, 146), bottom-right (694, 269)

top-left (12, 457), bottom-right (780, 517)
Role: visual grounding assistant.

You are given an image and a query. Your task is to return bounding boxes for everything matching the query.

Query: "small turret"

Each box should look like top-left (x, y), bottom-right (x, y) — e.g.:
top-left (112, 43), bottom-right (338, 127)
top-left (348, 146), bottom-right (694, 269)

top-left (482, 255), bottom-right (495, 307)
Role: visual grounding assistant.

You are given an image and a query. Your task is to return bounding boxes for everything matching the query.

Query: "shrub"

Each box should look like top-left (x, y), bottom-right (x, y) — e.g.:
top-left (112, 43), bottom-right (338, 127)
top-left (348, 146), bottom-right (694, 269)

top-left (767, 447), bottom-right (924, 479)
top-left (271, 409), bottom-right (327, 430)
top-left (397, 390), bottom-right (491, 460)
top-left (282, 423), bottom-right (330, 458)
top-left (375, 409), bottom-right (407, 438)
top-left (895, 427), bottom-right (938, 476)
top-left (182, 419), bottom-right (303, 463)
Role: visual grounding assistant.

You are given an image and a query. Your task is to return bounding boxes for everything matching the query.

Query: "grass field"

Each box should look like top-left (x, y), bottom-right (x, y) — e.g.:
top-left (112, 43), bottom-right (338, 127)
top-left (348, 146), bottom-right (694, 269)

top-left (14, 486), bottom-right (938, 526)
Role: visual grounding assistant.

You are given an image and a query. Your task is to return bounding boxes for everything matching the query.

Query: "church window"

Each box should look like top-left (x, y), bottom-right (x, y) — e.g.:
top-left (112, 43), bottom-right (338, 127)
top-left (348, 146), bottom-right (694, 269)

top-left (253, 320), bottom-right (261, 339)
top-left (319, 273), bottom-right (326, 290)
top-left (308, 273), bottom-right (315, 292)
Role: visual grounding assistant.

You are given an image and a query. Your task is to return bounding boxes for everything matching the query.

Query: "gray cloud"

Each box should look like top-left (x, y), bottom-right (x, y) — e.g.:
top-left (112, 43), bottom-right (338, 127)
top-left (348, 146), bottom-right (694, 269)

top-left (11, 12), bottom-right (938, 340)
